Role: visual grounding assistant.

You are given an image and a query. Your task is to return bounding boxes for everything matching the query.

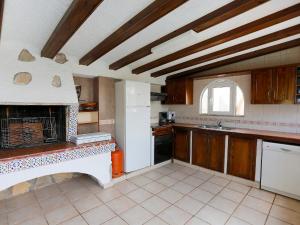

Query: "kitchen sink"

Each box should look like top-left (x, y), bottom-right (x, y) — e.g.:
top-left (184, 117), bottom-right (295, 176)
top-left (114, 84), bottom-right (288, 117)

top-left (198, 125), bottom-right (233, 130)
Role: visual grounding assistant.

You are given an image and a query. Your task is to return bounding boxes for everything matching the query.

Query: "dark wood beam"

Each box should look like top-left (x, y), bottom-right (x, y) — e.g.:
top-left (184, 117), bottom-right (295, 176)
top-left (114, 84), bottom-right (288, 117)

top-left (79, 0), bottom-right (189, 66)
top-left (151, 24), bottom-right (300, 77)
top-left (0, 0), bottom-right (4, 40)
top-left (166, 38), bottom-right (300, 79)
top-left (41, 0), bottom-right (103, 59)
top-left (109, 0), bottom-right (268, 70)
top-left (133, 3), bottom-right (300, 74)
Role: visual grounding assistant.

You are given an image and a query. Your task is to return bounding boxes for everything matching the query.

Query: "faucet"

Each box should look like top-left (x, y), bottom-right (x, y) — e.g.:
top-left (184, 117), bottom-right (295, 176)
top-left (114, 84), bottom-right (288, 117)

top-left (217, 120), bottom-right (222, 128)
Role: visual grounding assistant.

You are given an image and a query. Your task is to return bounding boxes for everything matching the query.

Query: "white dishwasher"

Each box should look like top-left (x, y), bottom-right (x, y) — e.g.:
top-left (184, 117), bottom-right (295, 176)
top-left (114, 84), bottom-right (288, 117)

top-left (261, 141), bottom-right (300, 200)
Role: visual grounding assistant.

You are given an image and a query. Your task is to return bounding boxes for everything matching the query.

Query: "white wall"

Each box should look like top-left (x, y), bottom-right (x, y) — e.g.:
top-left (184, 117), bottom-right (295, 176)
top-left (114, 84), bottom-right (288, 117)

top-left (168, 46), bottom-right (300, 133)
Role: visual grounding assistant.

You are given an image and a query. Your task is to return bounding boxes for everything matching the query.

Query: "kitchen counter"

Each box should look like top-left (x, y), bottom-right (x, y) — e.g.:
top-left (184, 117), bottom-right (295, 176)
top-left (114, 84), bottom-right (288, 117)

top-left (173, 123), bottom-right (300, 145)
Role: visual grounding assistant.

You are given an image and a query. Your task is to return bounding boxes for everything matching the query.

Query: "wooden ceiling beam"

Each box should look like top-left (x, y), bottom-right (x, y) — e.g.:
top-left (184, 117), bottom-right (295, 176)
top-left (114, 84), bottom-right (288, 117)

top-left (0, 0), bottom-right (4, 40)
top-left (167, 38), bottom-right (300, 80)
top-left (79, 0), bottom-right (189, 66)
top-left (41, 0), bottom-right (103, 59)
top-left (133, 3), bottom-right (300, 74)
top-left (151, 24), bottom-right (300, 77)
top-left (109, 0), bottom-right (268, 70)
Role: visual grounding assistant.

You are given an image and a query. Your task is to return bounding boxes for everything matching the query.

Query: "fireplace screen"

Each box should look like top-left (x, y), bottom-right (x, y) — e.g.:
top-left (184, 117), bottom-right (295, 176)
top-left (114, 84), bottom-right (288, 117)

top-left (0, 106), bottom-right (66, 149)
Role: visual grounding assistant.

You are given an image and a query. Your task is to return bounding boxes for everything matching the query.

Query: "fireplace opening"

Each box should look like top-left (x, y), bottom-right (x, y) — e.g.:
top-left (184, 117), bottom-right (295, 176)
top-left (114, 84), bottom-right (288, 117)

top-left (0, 105), bottom-right (67, 149)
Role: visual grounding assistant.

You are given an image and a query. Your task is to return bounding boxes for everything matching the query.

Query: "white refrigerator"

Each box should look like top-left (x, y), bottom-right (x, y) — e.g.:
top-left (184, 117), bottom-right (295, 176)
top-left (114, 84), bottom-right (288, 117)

top-left (115, 80), bottom-right (151, 172)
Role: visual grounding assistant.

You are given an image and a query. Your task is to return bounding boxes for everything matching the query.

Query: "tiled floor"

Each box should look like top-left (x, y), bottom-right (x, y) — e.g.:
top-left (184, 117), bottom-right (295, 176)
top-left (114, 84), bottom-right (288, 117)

top-left (1, 163), bottom-right (300, 225)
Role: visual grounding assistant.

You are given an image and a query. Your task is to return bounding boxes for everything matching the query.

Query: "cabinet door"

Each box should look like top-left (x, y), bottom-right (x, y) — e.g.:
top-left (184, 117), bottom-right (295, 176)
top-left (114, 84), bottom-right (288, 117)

top-left (166, 80), bottom-right (176, 104)
top-left (251, 69), bottom-right (273, 104)
top-left (192, 130), bottom-right (209, 168)
top-left (174, 128), bottom-right (190, 162)
top-left (227, 136), bottom-right (257, 180)
top-left (273, 66), bottom-right (296, 104)
top-left (208, 134), bottom-right (225, 172)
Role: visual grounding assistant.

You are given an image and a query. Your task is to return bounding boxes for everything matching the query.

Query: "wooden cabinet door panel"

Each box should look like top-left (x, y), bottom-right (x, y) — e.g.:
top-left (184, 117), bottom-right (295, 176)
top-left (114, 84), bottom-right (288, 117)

top-left (174, 128), bottom-right (190, 162)
top-left (209, 134), bottom-right (225, 172)
top-left (166, 80), bottom-right (175, 104)
top-left (227, 136), bottom-right (257, 180)
top-left (273, 66), bottom-right (296, 104)
top-left (251, 69), bottom-right (273, 104)
top-left (192, 130), bottom-right (208, 168)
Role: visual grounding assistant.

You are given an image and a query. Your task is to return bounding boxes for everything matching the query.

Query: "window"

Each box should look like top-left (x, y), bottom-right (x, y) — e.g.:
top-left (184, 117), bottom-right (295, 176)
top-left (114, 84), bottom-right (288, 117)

top-left (200, 80), bottom-right (244, 116)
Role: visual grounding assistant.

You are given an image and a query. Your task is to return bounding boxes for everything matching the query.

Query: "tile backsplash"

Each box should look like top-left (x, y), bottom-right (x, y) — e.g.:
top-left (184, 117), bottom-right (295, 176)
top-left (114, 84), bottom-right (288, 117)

top-left (168, 75), bottom-right (300, 133)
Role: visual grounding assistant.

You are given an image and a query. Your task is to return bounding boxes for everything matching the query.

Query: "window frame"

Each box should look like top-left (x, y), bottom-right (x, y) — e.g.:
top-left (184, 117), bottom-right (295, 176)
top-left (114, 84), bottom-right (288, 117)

top-left (200, 79), bottom-right (244, 116)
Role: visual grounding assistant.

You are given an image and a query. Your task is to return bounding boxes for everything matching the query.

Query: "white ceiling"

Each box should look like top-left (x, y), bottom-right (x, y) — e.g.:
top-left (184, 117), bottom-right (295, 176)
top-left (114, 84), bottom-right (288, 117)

top-left (1, 0), bottom-right (300, 79)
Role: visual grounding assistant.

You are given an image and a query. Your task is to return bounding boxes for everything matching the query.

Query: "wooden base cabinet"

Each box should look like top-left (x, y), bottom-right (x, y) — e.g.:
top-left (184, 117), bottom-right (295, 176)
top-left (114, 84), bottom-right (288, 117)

top-left (192, 130), bottom-right (225, 172)
top-left (173, 127), bottom-right (190, 163)
top-left (227, 136), bottom-right (257, 181)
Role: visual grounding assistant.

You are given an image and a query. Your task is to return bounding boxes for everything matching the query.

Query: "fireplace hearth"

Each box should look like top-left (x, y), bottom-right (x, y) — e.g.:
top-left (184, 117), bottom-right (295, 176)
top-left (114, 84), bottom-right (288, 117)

top-left (0, 105), bottom-right (67, 149)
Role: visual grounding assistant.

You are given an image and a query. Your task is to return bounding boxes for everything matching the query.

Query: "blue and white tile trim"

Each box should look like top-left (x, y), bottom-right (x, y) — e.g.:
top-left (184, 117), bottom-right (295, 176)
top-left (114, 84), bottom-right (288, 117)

top-left (67, 104), bottom-right (79, 141)
top-left (0, 141), bottom-right (115, 175)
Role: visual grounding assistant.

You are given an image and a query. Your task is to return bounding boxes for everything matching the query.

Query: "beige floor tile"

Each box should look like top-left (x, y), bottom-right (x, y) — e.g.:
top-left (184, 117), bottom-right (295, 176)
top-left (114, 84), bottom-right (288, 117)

top-left (114, 180), bottom-right (138, 194)
top-left (58, 180), bottom-right (84, 194)
top-left (158, 206), bottom-right (192, 225)
top-left (126, 188), bottom-right (152, 203)
top-left (209, 196), bottom-right (238, 214)
top-left (120, 205), bottom-right (153, 225)
top-left (188, 187), bottom-right (214, 203)
top-left (193, 171), bottom-right (213, 181)
top-left (200, 181), bottom-right (223, 194)
top-left (274, 195), bottom-right (300, 213)
top-left (209, 176), bottom-right (230, 187)
top-left (155, 167), bottom-right (174, 175)
top-left (179, 167), bottom-right (198, 175)
top-left (227, 182), bottom-right (250, 195)
top-left (82, 205), bottom-right (115, 225)
top-left (0, 213), bottom-right (7, 225)
top-left (157, 176), bottom-right (178, 187)
top-left (128, 175), bottom-right (153, 187)
top-left (6, 192), bottom-right (37, 211)
top-left (141, 196), bottom-right (170, 215)
top-left (102, 216), bottom-right (128, 225)
top-left (225, 217), bottom-right (250, 225)
top-left (0, 200), bottom-right (7, 215)
top-left (185, 217), bottom-right (210, 225)
top-left (175, 196), bottom-right (204, 215)
top-left (171, 182), bottom-right (194, 194)
top-left (233, 205), bottom-right (267, 225)
top-left (142, 181), bottom-right (166, 194)
top-left (144, 171), bottom-right (164, 180)
top-left (242, 195), bottom-right (272, 214)
top-left (164, 163), bottom-right (184, 171)
top-left (265, 216), bottom-right (291, 225)
top-left (72, 194), bottom-right (103, 213)
top-left (65, 187), bottom-right (91, 203)
top-left (182, 176), bottom-right (205, 187)
top-left (95, 187), bottom-right (122, 203)
top-left (60, 215), bottom-right (88, 225)
top-left (168, 171), bottom-right (189, 180)
top-left (45, 204), bottom-right (78, 225)
top-left (34, 184), bottom-right (61, 202)
top-left (196, 205), bottom-right (230, 225)
top-left (106, 196), bottom-right (136, 214)
top-left (218, 188), bottom-right (245, 203)
top-left (8, 203), bottom-right (42, 225)
top-left (157, 188), bottom-right (183, 204)
top-left (248, 188), bottom-right (275, 203)
top-left (144, 216), bottom-right (168, 225)
top-left (270, 204), bottom-right (300, 225)
top-left (39, 194), bottom-right (70, 213)
top-left (19, 215), bottom-right (48, 225)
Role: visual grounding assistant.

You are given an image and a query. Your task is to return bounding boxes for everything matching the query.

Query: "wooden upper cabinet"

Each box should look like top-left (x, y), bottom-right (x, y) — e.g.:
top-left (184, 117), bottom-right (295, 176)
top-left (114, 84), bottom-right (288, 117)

top-left (227, 136), bottom-right (257, 181)
top-left (192, 130), bottom-right (225, 173)
top-left (173, 127), bottom-right (190, 162)
top-left (251, 66), bottom-right (296, 104)
top-left (165, 78), bottom-right (193, 105)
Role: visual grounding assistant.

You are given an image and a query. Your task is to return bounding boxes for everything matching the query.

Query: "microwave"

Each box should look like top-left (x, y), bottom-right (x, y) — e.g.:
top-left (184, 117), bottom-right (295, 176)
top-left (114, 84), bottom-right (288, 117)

top-left (159, 111), bottom-right (175, 125)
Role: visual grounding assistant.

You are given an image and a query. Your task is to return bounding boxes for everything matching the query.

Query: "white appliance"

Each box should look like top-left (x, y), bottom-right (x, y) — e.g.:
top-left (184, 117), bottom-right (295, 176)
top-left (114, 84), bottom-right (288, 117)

top-left (115, 80), bottom-right (151, 172)
top-left (261, 141), bottom-right (300, 200)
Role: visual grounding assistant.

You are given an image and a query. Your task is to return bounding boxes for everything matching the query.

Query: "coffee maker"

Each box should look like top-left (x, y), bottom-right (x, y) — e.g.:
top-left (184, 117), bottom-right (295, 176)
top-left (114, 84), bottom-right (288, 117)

top-left (159, 111), bottom-right (176, 125)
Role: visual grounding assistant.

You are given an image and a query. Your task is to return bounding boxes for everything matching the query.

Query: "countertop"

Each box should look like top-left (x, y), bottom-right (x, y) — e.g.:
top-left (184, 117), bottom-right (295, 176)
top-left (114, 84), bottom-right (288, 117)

top-left (171, 123), bottom-right (300, 145)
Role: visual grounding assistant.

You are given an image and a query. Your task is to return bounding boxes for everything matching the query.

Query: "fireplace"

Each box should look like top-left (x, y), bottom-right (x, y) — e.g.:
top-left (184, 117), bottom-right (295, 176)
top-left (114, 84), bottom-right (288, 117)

top-left (0, 105), bottom-right (67, 149)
